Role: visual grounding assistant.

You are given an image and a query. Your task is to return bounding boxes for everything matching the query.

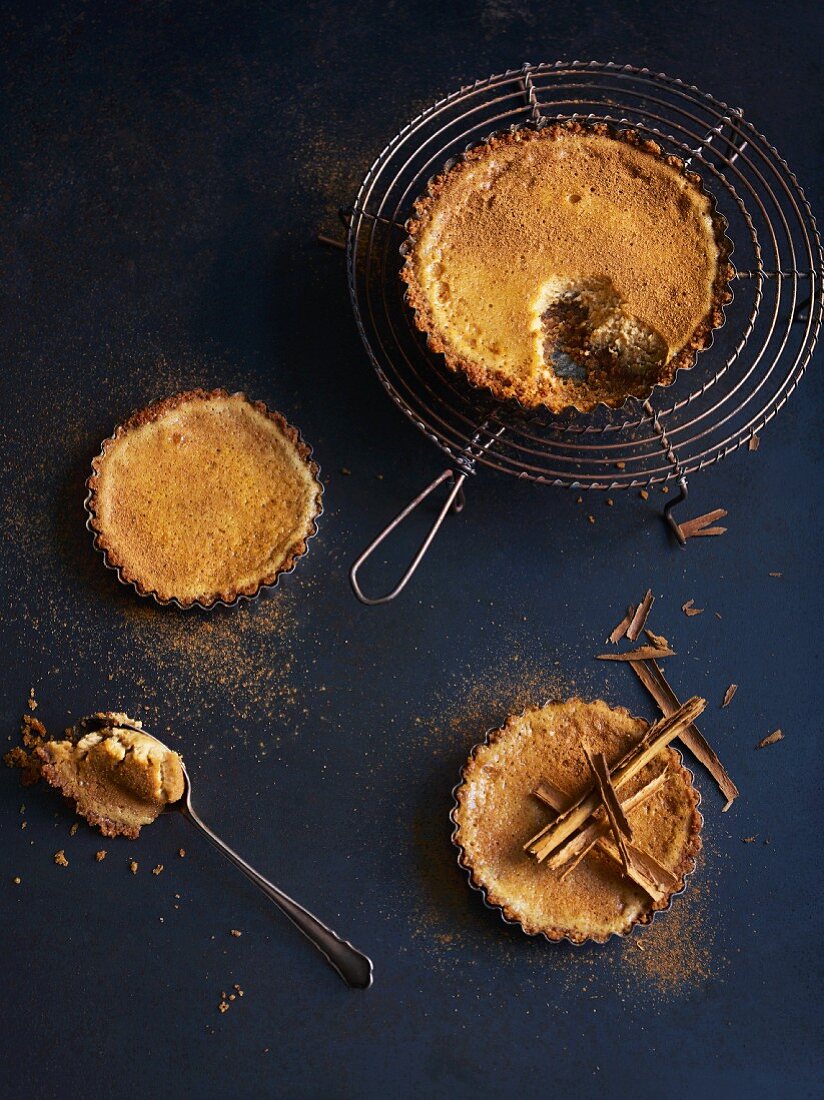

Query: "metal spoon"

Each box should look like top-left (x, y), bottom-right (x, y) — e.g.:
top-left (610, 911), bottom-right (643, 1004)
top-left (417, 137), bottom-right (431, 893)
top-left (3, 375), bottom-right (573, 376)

top-left (175, 759), bottom-right (373, 989)
top-left (79, 716), bottom-right (373, 989)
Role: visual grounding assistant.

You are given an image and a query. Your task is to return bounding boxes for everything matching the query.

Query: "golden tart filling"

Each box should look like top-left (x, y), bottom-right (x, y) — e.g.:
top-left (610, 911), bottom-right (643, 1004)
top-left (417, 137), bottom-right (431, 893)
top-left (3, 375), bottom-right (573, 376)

top-left (87, 389), bottom-right (322, 607)
top-left (403, 122), bottom-right (732, 412)
top-left (451, 698), bottom-right (702, 943)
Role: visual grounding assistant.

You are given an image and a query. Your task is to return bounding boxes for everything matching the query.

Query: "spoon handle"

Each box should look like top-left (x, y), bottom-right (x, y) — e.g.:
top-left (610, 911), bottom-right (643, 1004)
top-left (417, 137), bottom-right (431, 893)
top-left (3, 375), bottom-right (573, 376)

top-left (183, 801), bottom-right (373, 989)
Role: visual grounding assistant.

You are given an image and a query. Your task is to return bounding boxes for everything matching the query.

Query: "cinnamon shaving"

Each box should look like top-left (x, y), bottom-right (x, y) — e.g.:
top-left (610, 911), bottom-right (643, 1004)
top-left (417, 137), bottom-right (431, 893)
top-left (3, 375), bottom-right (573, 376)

top-left (608, 606), bottom-right (635, 644)
top-left (629, 659), bottom-right (738, 810)
top-left (597, 645), bottom-right (675, 662)
top-left (682, 599), bottom-right (703, 616)
top-left (679, 509), bottom-right (728, 539)
top-left (721, 684), bottom-right (738, 708)
top-left (526, 696), bottom-right (706, 861)
top-left (757, 729), bottom-right (784, 749)
top-left (644, 628), bottom-right (670, 649)
top-left (749, 435), bottom-right (760, 451)
top-left (626, 590), bottom-right (654, 642)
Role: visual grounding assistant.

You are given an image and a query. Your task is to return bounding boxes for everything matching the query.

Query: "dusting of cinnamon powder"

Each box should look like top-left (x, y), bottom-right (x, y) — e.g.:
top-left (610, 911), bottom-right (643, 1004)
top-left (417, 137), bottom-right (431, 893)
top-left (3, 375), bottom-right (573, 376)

top-left (619, 878), bottom-right (718, 995)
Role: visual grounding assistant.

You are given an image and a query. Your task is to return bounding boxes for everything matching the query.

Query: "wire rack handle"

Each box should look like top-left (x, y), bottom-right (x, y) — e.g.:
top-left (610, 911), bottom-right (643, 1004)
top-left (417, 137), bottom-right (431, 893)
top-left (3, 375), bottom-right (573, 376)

top-left (349, 468), bottom-right (466, 605)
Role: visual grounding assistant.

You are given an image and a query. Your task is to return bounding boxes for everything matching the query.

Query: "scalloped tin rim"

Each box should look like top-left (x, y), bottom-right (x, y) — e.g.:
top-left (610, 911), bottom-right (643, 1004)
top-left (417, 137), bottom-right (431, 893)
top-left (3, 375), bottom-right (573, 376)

top-left (448, 698), bottom-right (704, 947)
top-left (83, 393), bottom-right (323, 612)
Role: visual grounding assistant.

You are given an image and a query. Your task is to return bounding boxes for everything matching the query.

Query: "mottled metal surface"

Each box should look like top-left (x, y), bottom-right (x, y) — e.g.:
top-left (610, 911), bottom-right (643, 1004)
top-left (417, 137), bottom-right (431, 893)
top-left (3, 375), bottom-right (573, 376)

top-left (1, 2), bottom-right (822, 1097)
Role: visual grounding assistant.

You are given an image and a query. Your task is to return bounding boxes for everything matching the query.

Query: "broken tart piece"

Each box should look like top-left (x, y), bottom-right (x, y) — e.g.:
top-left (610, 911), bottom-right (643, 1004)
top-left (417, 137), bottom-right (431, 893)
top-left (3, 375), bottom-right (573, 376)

top-left (37, 713), bottom-right (184, 838)
top-left (403, 121), bottom-right (731, 412)
top-left (451, 698), bottom-right (702, 943)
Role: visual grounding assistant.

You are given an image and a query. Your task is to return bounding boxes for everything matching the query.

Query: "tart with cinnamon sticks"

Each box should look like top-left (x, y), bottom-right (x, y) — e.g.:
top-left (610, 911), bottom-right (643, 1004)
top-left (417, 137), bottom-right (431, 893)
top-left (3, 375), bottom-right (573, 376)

top-left (451, 697), bottom-right (703, 943)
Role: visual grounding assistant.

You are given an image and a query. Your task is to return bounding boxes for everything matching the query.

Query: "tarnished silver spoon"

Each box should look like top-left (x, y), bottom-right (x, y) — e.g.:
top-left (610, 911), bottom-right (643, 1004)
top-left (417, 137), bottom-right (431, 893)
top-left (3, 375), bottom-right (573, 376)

top-left (175, 759), bottom-right (373, 990)
top-left (79, 715), bottom-right (373, 989)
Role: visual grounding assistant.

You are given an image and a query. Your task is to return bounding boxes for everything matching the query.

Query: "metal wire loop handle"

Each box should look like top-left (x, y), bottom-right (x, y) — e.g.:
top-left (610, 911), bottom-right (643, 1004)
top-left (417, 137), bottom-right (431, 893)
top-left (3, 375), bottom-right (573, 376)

top-left (350, 468), bottom-right (467, 605)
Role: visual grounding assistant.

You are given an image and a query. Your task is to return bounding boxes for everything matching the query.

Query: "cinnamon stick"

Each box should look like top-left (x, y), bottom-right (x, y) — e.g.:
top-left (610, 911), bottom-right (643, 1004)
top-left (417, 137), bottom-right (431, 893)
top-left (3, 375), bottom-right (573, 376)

top-left (533, 772), bottom-right (676, 901)
top-left (597, 645), bottom-right (675, 662)
top-left (644, 628), bottom-right (670, 649)
top-left (584, 747), bottom-right (632, 839)
top-left (583, 747), bottom-right (633, 873)
top-left (626, 590), bottom-right (654, 642)
top-left (608, 606), bottom-right (635, 644)
top-left (679, 509), bottom-right (728, 539)
top-left (629, 659), bottom-right (738, 810)
top-left (685, 526), bottom-right (727, 538)
top-left (526, 696), bottom-right (706, 861)
top-left (540, 771), bottom-right (668, 871)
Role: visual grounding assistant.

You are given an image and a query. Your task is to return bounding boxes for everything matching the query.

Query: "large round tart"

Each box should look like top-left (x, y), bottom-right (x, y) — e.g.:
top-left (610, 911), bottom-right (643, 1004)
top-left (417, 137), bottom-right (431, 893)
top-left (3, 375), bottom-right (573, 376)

top-left (403, 121), bottom-right (732, 412)
top-left (87, 389), bottom-right (322, 607)
top-left (451, 698), bottom-right (702, 943)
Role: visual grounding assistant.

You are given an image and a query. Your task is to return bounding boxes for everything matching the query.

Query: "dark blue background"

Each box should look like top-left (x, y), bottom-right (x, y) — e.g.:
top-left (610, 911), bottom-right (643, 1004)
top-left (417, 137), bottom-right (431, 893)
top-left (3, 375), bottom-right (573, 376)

top-left (1, 2), bottom-right (822, 1096)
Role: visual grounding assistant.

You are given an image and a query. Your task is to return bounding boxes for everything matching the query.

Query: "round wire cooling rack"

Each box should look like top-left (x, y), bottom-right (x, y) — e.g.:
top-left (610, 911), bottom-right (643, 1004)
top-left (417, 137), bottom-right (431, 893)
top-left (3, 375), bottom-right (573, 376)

top-left (343, 61), bottom-right (822, 604)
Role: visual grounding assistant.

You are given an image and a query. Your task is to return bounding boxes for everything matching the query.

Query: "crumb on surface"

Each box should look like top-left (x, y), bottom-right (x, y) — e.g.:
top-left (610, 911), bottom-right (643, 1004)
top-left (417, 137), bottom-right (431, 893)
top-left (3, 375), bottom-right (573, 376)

top-left (54, 850), bottom-right (69, 867)
top-left (129, 860), bottom-right (139, 875)
top-left (230, 929), bottom-right (242, 937)
top-left (96, 850), bottom-right (107, 861)
top-left (13, 876), bottom-right (21, 885)
top-left (70, 822), bottom-right (79, 836)
top-left (178, 848), bottom-right (186, 858)
top-left (152, 864), bottom-right (164, 875)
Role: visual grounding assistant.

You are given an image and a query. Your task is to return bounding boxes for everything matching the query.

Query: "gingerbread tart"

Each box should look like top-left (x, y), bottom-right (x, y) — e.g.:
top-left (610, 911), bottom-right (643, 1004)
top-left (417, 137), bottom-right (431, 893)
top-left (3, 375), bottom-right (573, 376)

top-left (451, 698), bottom-right (702, 943)
top-left (403, 121), bottom-right (732, 412)
top-left (37, 713), bottom-right (184, 838)
top-left (87, 389), bottom-right (322, 607)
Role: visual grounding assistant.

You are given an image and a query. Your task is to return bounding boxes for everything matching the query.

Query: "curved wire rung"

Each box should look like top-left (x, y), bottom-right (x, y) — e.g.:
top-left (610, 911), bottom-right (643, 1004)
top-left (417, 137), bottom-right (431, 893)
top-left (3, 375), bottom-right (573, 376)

top-left (350, 468), bottom-right (468, 605)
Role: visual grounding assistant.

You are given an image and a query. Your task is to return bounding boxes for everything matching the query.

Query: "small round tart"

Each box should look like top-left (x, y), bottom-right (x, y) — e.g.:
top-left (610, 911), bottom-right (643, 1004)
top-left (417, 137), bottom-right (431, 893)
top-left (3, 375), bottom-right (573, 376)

top-left (403, 121), bottom-right (732, 412)
top-left (451, 698), bottom-right (702, 943)
top-left (87, 389), bottom-right (322, 607)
